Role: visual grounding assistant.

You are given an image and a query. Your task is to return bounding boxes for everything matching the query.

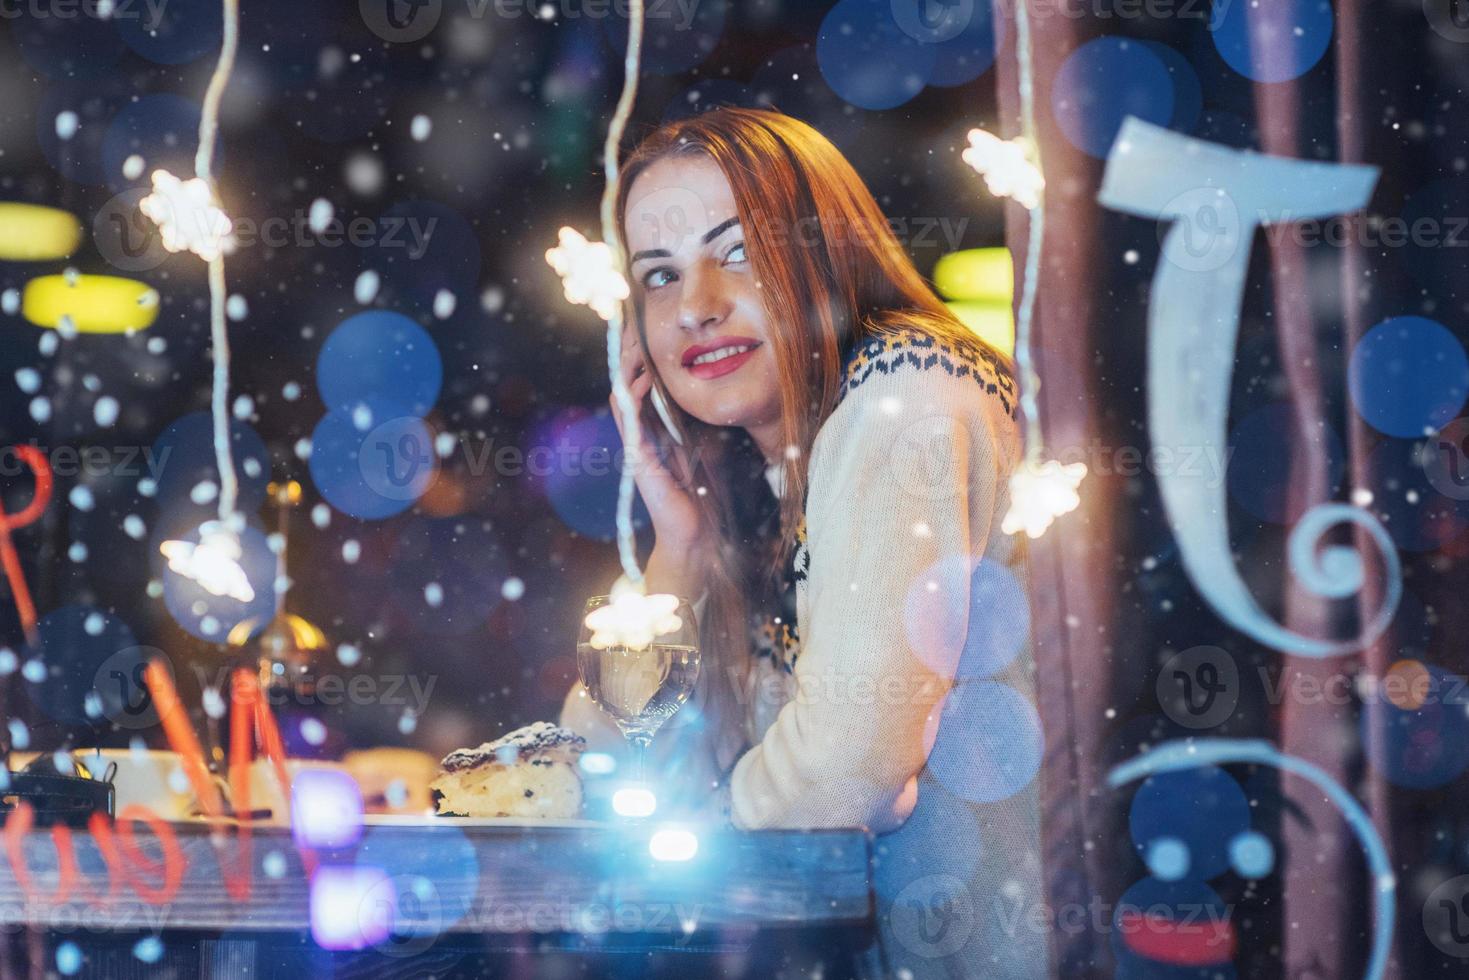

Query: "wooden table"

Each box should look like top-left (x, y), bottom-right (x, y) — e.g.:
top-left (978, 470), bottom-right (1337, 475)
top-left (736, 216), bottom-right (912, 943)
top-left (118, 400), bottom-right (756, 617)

top-left (0, 821), bottom-right (877, 978)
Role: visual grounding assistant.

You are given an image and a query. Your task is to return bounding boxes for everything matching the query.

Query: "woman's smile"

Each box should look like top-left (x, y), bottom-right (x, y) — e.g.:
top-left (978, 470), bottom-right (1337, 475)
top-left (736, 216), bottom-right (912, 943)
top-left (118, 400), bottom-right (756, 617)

top-left (681, 337), bottom-right (764, 380)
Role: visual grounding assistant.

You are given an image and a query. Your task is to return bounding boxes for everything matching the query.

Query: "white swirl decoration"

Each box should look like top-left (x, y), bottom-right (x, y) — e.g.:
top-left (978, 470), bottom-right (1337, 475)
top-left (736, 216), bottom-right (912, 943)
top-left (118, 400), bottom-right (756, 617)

top-left (1098, 119), bottom-right (1399, 657)
top-left (1109, 739), bottom-right (1395, 980)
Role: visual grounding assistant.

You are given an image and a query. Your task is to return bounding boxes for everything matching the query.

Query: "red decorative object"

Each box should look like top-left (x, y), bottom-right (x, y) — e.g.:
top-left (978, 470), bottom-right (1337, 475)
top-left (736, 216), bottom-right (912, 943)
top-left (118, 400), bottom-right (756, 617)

top-left (0, 445), bottom-right (52, 642)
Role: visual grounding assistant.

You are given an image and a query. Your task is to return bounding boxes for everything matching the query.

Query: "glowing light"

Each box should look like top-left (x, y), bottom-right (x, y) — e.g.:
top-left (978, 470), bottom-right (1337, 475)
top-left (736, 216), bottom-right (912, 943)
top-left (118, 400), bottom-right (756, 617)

top-left (962, 129), bottom-right (1044, 210)
top-left (139, 169), bottom-right (235, 262)
top-left (132, 936), bottom-right (164, 964)
top-left (584, 577), bottom-right (681, 651)
top-left (611, 786), bottom-right (657, 818)
top-left (1384, 659), bottom-right (1431, 711)
top-left (648, 827), bottom-right (699, 862)
top-left (945, 300), bottom-right (1014, 356)
top-left (292, 769), bottom-right (365, 850)
top-left (1001, 458), bottom-right (1087, 539)
top-left (160, 520), bottom-right (256, 602)
top-left (933, 247), bottom-right (1014, 303)
top-left (310, 866), bottom-right (393, 950)
top-left (579, 751), bottom-right (617, 775)
top-left (0, 203), bottom-right (82, 261)
top-left (1145, 837), bottom-right (1190, 881)
top-left (545, 226), bottom-right (629, 321)
top-left (1229, 830), bottom-right (1275, 879)
top-left (22, 274), bottom-right (159, 334)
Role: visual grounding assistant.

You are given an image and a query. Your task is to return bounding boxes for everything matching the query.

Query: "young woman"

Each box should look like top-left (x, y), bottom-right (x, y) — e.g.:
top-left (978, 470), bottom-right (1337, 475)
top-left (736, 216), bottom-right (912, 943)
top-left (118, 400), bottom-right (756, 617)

top-left (562, 108), bottom-right (1046, 978)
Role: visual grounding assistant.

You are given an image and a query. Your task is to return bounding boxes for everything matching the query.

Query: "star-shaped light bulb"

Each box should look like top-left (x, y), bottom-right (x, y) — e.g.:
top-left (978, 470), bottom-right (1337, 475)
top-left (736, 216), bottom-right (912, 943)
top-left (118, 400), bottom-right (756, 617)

top-left (139, 169), bottom-right (235, 261)
top-left (160, 520), bottom-right (255, 602)
top-left (584, 577), bottom-right (682, 652)
top-left (545, 226), bottom-right (629, 321)
top-left (962, 129), bottom-right (1045, 211)
top-left (1002, 458), bottom-right (1087, 539)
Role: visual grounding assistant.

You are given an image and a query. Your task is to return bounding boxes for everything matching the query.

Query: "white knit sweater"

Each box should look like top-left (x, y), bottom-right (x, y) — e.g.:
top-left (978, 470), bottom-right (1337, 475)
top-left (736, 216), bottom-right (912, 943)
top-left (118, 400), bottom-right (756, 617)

top-left (563, 327), bottom-right (1047, 978)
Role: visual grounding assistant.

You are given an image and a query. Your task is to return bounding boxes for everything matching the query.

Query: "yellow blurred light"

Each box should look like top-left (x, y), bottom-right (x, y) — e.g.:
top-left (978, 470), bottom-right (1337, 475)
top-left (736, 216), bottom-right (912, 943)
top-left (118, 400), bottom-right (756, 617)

top-left (0, 203), bottom-right (83, 261)
top-left (933, 248), bottom-right (1013, 302)
top-left (22, 274), bottom-right (159, 333)
top-left (946, 300), bottom-right (1014, 356)
top-left (227, 612), bottom-right (327, 652)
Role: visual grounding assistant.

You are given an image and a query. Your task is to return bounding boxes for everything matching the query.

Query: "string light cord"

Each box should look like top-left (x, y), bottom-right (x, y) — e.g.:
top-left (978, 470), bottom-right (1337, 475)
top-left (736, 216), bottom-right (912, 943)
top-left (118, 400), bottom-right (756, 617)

top-left (1013, 0), bottom-right (1045, 462)
top-left (599, 0), bottom-right (646, 587)
top-left (201, 0), bottom-right (241, 522)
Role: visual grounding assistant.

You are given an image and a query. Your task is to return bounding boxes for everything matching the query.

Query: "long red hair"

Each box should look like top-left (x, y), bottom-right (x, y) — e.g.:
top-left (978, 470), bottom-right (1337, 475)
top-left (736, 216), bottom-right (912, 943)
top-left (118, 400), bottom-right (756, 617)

top-left (617, 107), bottom-right (1002, 762)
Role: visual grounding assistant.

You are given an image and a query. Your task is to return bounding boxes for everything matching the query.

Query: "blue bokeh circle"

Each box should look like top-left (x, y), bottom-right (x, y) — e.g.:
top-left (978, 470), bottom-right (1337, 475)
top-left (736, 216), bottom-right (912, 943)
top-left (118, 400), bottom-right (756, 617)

top-left (817, 0), bottom-right (937, 110)
top-left (1052, 38), bottom-right (1175, 158)
top-left (1128, 765), bottom-right (1249, 881)
top-left (926, 680), bottom-right (1043, 803)
top-left (116, 0), bottom-right (222, 65)
top-left (310, 398), bottom-right (436, 520)
top-left (1211, 0), bottom-right (1333, 84)
top-left (158, 522), bottom-right (277, 643)
top-left (1349, 316), bottom-right (1469, 438)
top-left (317, 312), bottom-right (443, 417)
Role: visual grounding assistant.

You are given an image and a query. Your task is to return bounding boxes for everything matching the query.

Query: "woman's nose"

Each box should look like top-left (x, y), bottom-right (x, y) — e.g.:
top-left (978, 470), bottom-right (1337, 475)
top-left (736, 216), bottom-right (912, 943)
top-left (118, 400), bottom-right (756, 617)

top-left (675, 261), bottom-right (731, 333)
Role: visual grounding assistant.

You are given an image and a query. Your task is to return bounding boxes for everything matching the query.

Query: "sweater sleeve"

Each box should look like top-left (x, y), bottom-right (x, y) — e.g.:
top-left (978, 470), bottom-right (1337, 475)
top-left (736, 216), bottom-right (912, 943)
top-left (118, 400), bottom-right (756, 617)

top-left (729, 368), bottom-right (1005, 832)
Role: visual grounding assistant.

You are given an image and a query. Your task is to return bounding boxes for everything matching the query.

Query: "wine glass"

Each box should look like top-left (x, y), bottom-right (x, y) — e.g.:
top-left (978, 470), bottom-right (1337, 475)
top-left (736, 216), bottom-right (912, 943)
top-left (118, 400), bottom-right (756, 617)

top-left (576, 594), bottom-right (701, 784)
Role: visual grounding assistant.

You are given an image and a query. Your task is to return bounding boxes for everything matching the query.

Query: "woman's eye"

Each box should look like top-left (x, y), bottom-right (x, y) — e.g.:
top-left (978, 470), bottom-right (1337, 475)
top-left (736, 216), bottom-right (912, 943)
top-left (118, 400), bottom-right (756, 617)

top-left (642, 267), bottom-right (677, 289)
top-left (724, 242), bottom-right (747, 264)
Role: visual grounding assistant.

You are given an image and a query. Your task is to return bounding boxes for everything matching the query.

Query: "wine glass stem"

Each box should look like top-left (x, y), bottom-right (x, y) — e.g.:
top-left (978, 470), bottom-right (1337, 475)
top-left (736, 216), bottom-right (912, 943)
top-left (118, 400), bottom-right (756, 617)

top-left (631, 735), bottom-right (651, 784)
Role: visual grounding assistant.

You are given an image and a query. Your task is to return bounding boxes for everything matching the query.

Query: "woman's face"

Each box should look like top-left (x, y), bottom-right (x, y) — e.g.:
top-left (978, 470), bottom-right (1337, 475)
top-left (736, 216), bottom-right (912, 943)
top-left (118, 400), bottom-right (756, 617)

top-left (624, 154), bottom-right (781, 443)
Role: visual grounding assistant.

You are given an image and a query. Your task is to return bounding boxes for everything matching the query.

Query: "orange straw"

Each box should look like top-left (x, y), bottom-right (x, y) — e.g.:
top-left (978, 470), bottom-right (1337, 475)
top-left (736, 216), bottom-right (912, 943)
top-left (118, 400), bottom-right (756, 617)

top-left (228, 668), bottom-right (256, 813)
top-left (253, 691), bottom-right (292, 817)
top-left (144, 659), bottom-right (225, 818)
top-left (252, 689), bottom-right (316, 873)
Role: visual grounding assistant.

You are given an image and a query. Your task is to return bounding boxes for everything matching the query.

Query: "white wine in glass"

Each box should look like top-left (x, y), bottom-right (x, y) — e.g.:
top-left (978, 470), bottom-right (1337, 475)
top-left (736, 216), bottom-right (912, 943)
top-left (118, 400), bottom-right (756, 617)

top-left (576, 594), bottom-right (700, 783)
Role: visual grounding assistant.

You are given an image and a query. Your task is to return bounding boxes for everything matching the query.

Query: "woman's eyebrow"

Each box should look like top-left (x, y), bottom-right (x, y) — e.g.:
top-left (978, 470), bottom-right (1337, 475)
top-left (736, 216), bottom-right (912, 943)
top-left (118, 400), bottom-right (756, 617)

top-left (629, 216), bottom-right (740, 264)
top-left (700, 215), bottom-right (740, 243)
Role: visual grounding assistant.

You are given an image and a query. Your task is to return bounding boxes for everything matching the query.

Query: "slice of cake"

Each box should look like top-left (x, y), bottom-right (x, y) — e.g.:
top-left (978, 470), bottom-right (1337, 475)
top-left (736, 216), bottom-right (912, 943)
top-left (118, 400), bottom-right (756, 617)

top-left (430, 722), bottom-right (586, 819)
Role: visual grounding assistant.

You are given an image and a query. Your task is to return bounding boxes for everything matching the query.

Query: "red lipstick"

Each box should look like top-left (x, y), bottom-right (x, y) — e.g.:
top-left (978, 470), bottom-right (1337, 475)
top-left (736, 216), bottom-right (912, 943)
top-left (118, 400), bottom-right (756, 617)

top-left (680, 337), bottom-right (762, 380)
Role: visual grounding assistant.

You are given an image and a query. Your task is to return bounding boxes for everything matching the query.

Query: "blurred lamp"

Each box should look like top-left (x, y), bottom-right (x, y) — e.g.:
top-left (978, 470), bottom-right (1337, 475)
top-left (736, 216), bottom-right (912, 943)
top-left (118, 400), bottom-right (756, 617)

top-left (648, 827), bottom-right (699, 862)
top-left (946, 300), bottom-right (1014, 357)
top-left (612, 786), bottom-right (657, 818)
top-left (23, 274), bottom-right (159, 333)
top-left (0, 204), bottom-right (82, 261)
top-left (933, 247), bottom-right (1013, 302)
top-left (292, 768), bottom-right (364, 850)
top-left (310, 866), bottom-right (392, 950)
top-left (227, 481), bottom-right (327, 693)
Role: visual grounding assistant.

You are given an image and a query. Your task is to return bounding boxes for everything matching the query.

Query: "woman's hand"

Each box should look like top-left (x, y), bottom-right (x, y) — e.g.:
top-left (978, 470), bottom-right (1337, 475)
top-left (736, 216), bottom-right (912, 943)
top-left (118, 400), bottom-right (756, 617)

top-left (610, 323), bottom-right (710, 598)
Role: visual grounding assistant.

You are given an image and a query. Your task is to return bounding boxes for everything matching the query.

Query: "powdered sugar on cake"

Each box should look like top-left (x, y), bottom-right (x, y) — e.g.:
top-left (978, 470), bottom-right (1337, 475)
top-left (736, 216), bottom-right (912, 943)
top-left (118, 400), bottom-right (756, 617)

top-left (440, 722), bottom-right (586, 772)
